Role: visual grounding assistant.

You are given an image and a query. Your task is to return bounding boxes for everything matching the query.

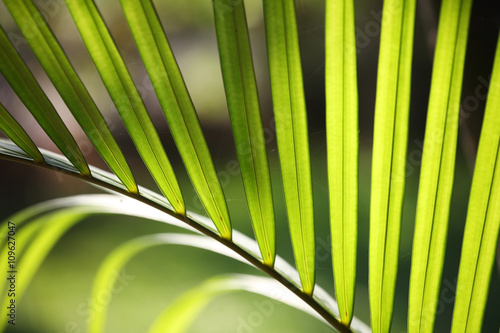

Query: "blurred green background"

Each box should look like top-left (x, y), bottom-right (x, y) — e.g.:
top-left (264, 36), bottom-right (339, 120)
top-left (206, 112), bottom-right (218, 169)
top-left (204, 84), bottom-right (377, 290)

top-left (0, 0), bottom-right (499, 332)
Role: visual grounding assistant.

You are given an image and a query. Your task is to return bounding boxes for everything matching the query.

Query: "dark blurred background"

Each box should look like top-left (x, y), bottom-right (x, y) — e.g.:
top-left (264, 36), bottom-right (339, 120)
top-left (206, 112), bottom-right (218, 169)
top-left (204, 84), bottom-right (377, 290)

top-left (0, 0), bottom-right (499, 331)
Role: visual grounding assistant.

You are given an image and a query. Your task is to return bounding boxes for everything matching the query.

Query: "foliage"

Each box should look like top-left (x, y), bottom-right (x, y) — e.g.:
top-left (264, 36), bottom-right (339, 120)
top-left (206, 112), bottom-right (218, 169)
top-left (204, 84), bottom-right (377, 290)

top-left (0, 0), bottom-right (499, 332)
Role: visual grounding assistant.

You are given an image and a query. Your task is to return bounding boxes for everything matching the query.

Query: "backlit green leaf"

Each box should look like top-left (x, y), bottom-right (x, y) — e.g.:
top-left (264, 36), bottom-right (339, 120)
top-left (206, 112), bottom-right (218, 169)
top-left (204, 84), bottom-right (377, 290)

top-left (451, 33), bottom-right (500, 333)
top-left (212, 0), bottom-right (275, 263)
top-left (0, 220), bottom-right (43, 333)
top-left (0, 210), bottom-right (91, 332)
top-left (408, 0), bottom-right (473, 331)
top-left (368, 0), bottom-right (416, 331)
top-left (325, 0), bottom-right (358, 324)
top-left (263, 0), bottom-right (315, 296)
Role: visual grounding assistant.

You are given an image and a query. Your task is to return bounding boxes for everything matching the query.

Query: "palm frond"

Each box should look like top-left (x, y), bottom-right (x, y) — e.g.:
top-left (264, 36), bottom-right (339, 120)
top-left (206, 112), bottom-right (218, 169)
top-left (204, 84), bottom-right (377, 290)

top-left (325, 0), bottom-right (358, 325)
top-left (451, 33), bottom-right (500, 333)
top-left (369, 0), bottom-right (416, 331)
top-left (263, 0), bottom-right (315, 296)
top-left (212, 0), bottom-right (276, 266)
top-left (408, 0), bottom-right (473, 330)
top-left (0, 0), bottom-right (498, 332)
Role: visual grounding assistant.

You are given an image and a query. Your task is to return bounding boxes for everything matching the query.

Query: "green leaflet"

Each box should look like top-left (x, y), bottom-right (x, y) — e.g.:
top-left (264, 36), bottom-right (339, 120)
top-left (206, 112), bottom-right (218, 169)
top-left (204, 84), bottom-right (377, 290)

top-left (88, 235), bottom-right (166, 333)
top-left (0, 211), bottom-right (86, 332)
top-left (212, 0), bottom-right (275, 264)
top-left (0, 220), bottom-right (44, 333)
top-left (368, 0), bottom-right (416, 331)
top-left (149, 274), bottom-right (326, 333)
top-left (408, 0), bottom-right (473, 331)
top-left (149, 275), bottom-right (229, 333)
top-left (0, 102), bottom-right (44, 163)
top-left (64, 0), bottom-right (185, 214)
top-left (88, 233), bottom-right (238, 333)
top-left (119, 0), bottom-right (231, 240)
top-left (2, 0), bottom-right (137, 193)
top-left (263, 0), bottom-right (315, 296)
top-left (451, 33), bottom-right (500, 333)
top-left (0, 0), bottom-right (496, 329)
top-left (0, 24), bottom-right (89, 176)
top-left (8, 212), bottom-right (84, 298)
top-left (325, 0), bottom-right (358, 325)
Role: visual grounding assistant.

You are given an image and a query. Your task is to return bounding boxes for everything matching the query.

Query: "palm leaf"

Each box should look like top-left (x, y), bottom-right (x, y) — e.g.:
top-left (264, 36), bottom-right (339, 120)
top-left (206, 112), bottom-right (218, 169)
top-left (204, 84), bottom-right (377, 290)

top-left (263, 0), bottom-right (315, 296)
top-left (212, 0), bottom-right (275, 265)
top-left (408, 0), bottom-right (474, 331)
top-left (451, 33), bottom-right (500, 333)
top-left (0, 0), bottom-right (498, 332)
top-left (325, 0), bottom-right (358, 325)
top-left (369, 0), bottom-right (416, 331)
